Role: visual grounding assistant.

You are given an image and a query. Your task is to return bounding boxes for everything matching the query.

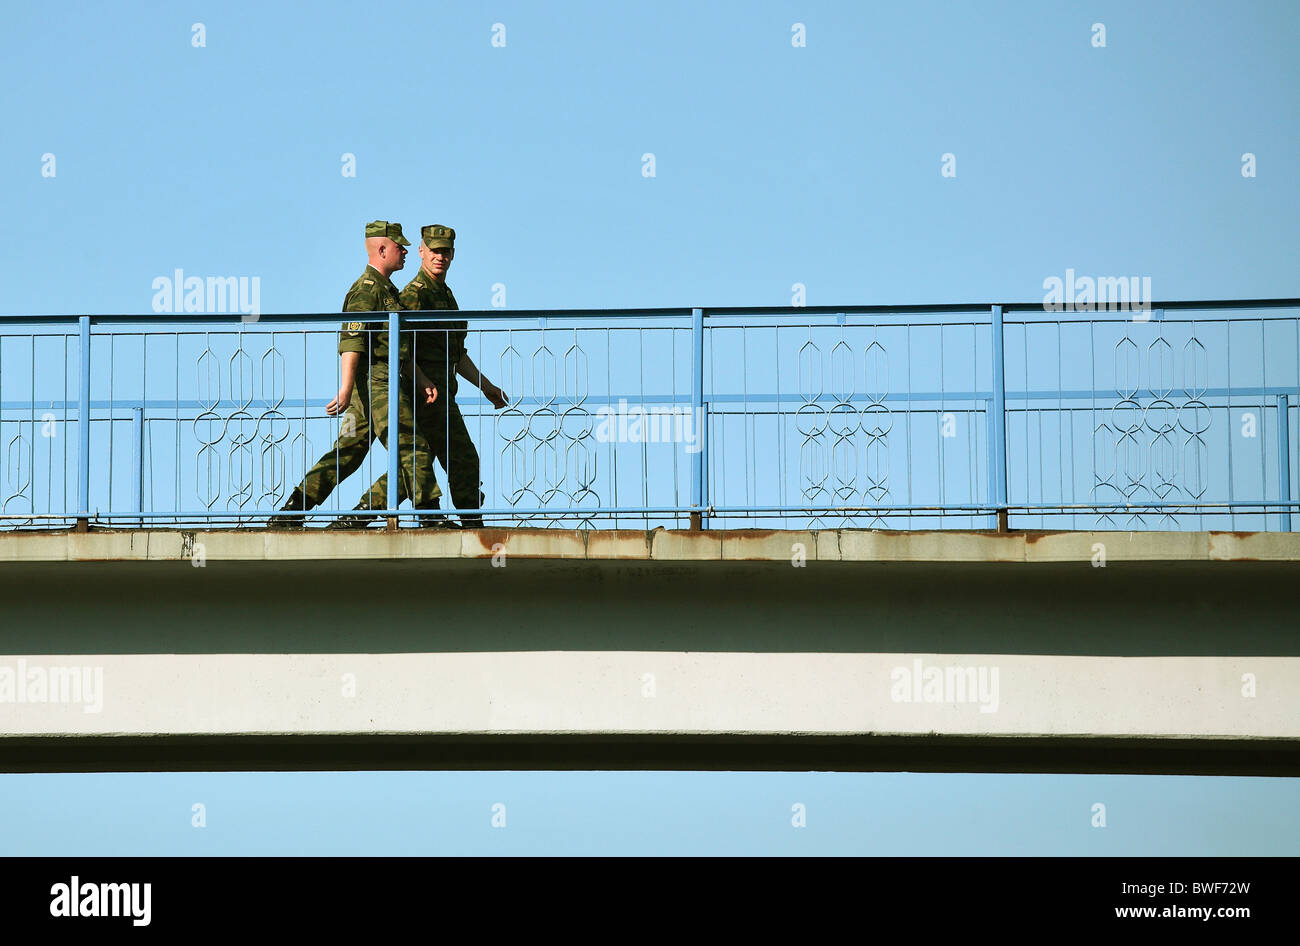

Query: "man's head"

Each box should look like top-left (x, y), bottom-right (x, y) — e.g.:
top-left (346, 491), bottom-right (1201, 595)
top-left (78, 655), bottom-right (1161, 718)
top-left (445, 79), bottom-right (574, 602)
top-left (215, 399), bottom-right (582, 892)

top-left (419, 224), bottom-right (455, 282)
top-left (363, 220), bottom-right (411, 277)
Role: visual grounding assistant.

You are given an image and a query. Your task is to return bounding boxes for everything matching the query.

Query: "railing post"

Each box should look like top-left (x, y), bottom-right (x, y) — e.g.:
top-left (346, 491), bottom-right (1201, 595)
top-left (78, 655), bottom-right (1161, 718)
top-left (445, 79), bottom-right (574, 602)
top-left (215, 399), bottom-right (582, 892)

top-left (386, 312), bottom-right (400, 531)
top-left (1279, 394), bottom-right (1292, 532)
top-left (991, 305), bottom-right (1009, 532)
top-left (985, 397), bottom-right (997, 521)
top-left (132, 406), bottom-right (144, 528)
top-left (690, 307), bottom-right (706, 530)
top-left (76, 315), bottom-right (90, 533)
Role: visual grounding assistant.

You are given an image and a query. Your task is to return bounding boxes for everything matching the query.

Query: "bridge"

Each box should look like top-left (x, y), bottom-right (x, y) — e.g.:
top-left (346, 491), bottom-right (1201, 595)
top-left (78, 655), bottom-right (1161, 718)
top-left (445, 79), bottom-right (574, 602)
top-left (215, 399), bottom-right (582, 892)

top-left (2, 300), bottom-right (1298, 775)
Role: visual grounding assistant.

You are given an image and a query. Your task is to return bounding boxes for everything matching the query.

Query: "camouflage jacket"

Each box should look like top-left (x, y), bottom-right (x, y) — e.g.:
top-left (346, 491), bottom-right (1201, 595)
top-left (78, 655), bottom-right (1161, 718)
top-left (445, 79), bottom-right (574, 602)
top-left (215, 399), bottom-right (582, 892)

top-left (337, 265), bottom-right (412, 372)
top-left (398, 270), bottom-right (466, 390)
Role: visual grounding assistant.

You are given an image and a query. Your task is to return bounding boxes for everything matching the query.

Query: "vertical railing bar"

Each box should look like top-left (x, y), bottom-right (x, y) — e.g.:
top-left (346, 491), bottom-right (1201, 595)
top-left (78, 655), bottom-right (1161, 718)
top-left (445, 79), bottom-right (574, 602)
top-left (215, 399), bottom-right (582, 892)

top-left (1278, 394), bottom-right (1292, 532)
top-left (141, 330), bottom-right (148, 521)
top-left (174, 333), bottom-right (179, 524)
top-left (58, 333), bottom-right (66, 520)
top-left (132, 406), bottom-right (143, 527)
top-left (969, 322), bottom-right (977, 529)
top-left (77, 315), bottom-right (90, 530)
top-left (775, 324), bottom-right (784, 529)
top-left (333, 325), bottom-right (344, 517)
top-left (1089, 319), bottom-right (1097, 529)
top-left (408, 329), bottom-right (416, 520)
top-left (1037, 405), bottom-right (1044, 529)
top-left (1293, 314), bottom-right (1300, 533)
top-left (704, 313), bottom-right (711, 529)
top-left (29, 332), bottom-right (37, 526)
top-left (205, 329), bottom-right (213, 523)
top-left (1187, 314), bottom-right (1199, 532)
top-left (0, 334), bottom-right (5, 517)
top-left (638, 327), bottom-right (648, 520)
top-left (1058, 321), bottom-right (1065, 530)
top-left (40, 333), bottom-right (51, 522)
top-left (444, 327), bottom-right (451, 522)
top-left (386, 313), bottom-right (400, 525)
top-left (145, 413), bottom-right (154, 524)
top-left (967, 407), bottom-right (974, 528)
top-left (1227, 319), bottom-right (1235, 530)
top-left (938, 322), bottom-right (945, 529)
top-left (690, 307), bottom-right (703, 529)
top-left (606, 326), bottom-right (614, 530)
top-left (108, 333), bottom-right (114, 514)
top-left (1068, 406), bottom-right (1077, 532)
top-left (990, 305), bottom-right (1008, 531)
top-left (717, 327), bottom-right (728, 532)
top-left (983, 321), bottom-right (994, 527)
top-left (1260, 317), bottom-right (1268, 529)
top-left (742, 323), bottom-right (751, 513)
top-left (905, 322), bottom-right (912, 530)
top-left (301, 328), bottom-right (309, 518)
top-left (1023, 320), bottom-right (1031, 527)
top-left (670, 325), bottom-right (679, 531)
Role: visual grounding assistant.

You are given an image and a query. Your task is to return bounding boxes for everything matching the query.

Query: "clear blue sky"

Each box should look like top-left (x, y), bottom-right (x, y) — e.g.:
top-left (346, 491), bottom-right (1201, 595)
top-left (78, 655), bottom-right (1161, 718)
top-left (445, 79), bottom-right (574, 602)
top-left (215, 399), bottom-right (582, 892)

top-left (2, 0), bottom-right (1296, 314)
top-left (2, 0), bottom-right (1298, 855)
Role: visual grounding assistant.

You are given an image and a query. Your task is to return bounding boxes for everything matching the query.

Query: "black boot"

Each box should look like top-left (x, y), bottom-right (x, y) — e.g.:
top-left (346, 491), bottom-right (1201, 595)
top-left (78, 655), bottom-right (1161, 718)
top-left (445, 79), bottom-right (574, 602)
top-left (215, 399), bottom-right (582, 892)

top-left (458, 490), bottom-right (486, 530)
top-left (326, 499), bottom-right (379, 530)
top-left (267, 488), bottom-right (311, 530)
top-left (417, 499), bottom-right (458, 529)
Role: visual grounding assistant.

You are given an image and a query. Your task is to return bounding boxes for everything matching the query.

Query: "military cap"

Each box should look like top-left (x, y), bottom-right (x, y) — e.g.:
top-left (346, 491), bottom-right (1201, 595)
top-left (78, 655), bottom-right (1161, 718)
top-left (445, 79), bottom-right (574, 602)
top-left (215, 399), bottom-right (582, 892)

top-left (421, 224), bottom-right (456, 249)
top-left (364, 220), bottom-right (411, 245)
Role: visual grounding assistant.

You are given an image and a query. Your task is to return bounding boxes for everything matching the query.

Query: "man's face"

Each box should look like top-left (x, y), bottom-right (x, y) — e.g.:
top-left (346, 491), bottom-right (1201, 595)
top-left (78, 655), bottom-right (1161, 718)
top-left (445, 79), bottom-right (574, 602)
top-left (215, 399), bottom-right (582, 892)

top-left (384, 238), bottom-right (408, 271)
top-left (421, 242), bottom-right (454, 279)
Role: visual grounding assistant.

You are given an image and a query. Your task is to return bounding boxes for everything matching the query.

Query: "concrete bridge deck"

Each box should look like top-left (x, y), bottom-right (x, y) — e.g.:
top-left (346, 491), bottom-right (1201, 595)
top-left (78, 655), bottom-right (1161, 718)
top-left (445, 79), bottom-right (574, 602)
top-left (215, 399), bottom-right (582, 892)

top-left (2, 525), bottom-right (1298, 564)
top-left (1, 529), bottom-right (1297, 775)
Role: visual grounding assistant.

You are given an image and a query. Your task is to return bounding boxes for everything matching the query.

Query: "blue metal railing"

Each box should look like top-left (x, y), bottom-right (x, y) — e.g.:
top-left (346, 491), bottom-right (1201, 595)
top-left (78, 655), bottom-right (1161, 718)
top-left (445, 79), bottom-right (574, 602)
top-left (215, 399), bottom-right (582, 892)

top-left (1, 299), bottom-right (1297, 531)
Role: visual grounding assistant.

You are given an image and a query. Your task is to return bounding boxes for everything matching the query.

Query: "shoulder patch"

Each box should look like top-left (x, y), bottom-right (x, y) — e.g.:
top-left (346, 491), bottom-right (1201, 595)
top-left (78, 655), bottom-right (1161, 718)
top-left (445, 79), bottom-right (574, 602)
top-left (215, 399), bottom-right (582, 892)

top-left (346, 322), bottom-right (364, 331)
top-left (362, 278), bottom-right (375, 286)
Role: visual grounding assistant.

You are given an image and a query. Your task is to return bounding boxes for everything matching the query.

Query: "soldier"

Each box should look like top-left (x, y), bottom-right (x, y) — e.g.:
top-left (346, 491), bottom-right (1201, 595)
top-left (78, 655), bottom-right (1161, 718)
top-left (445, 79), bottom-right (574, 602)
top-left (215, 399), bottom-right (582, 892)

top-left (367, 224), bottom-right (508, 528)
top-left (268, 220), bottom-right (440, 529)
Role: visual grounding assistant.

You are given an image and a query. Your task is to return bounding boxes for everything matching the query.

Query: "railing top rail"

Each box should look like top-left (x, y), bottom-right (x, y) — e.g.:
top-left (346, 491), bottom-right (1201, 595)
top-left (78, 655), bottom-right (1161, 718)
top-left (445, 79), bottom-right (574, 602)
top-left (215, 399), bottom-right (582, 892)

top-left (0, 308), bottom-right (695, 326)
top-left (0, 297), bottom-right (1296, 326)
top-left (1002, 297), bottom-right (1300, 312)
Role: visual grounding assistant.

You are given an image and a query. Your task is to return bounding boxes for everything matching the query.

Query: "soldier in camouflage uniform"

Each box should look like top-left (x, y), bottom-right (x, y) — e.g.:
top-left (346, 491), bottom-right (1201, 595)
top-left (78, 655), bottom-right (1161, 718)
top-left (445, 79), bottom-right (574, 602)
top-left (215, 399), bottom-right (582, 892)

top-left (366, 224), bottom-right (508, 528)
top-left (268, 220), bottom-right (440, 529)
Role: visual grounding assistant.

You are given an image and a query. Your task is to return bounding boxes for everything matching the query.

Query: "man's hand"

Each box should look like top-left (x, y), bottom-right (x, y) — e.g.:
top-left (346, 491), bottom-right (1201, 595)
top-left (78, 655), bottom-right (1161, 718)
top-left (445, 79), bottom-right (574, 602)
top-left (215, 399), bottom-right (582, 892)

top-left (415, 368), bottom-right (439, 405)
top-left (481, 380), bottom-right (508, 409)
top-left (325, 386), bottom-right (352, 416)
top-left (328, 352), bottom-right (362, 416)
top-left (458, 355), bottom-right (508, 409)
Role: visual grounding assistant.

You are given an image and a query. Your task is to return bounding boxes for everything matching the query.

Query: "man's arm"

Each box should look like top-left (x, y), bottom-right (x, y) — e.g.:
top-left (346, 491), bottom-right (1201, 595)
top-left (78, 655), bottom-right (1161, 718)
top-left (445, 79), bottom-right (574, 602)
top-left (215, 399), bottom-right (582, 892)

top-left (457, 353), bottom-right (508, 409)
top-left (413, 365), bottom-right (438, 405)
top-left (326, 351), bottom-right (362, 415)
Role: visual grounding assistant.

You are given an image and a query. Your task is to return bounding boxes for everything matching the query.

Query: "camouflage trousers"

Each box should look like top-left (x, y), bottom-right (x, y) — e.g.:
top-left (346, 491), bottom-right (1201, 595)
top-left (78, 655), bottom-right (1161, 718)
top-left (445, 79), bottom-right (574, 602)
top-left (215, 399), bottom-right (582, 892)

top-left (421, 394), bottom-right (484, 515)
top-left (291, 369), bottom-right (441, 511)
top-left (368, 390), bottom-right (484, 520)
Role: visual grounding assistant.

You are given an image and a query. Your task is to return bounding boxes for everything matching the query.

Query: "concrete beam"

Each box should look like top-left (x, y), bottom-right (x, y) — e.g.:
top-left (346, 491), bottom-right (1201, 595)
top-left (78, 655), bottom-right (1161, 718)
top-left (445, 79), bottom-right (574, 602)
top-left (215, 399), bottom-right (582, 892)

top-left (5, 734), bottom-right (1297, 777)
top-left (1, 529), bottom-right (1297, 775)
top-left (1, 527), bottom-right (1298, 565)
